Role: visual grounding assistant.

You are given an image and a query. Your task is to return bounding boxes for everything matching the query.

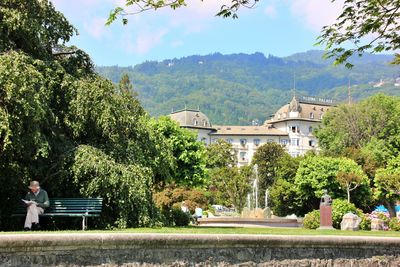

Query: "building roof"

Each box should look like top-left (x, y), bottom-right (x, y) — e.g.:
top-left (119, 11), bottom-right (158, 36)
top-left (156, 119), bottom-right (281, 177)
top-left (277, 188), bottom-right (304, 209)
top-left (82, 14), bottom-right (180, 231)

top-left (265, 96), bottom-right (334, 125)
top-left (169, 108), bottom-right (214, 129)
top-left (211, 125), bottom-right (287, 136)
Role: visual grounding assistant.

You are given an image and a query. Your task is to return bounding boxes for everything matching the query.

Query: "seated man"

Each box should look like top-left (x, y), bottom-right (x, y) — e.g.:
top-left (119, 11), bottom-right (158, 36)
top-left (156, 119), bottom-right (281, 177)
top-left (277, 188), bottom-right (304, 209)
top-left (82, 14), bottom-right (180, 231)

top-left (23, 181), bottom-right (49, 231)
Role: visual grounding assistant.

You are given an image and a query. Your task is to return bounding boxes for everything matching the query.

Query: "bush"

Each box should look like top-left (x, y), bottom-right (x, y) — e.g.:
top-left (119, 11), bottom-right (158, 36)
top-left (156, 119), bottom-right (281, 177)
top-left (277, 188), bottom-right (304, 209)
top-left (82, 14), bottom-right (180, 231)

top-left (303, 210), bottom-right (320, 229)
top-left (170, 208), bottom-right (191, 226)
top-left (332, 199), bottom-right (360, 229)
top-left (359, 214), bottom-right (371, 231)
top-left (389, 217), bottom-right (400, 231)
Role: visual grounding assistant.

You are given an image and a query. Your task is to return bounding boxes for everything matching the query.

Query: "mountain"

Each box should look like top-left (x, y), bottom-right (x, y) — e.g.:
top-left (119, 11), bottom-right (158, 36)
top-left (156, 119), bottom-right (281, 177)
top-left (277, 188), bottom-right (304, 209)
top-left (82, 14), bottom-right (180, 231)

top-left (96, 50), bottom-right (400, 125)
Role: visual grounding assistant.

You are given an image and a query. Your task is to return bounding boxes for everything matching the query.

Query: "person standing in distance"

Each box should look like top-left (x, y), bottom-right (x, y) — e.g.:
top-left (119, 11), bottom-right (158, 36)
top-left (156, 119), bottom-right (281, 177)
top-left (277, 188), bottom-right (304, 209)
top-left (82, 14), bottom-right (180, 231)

top-left (23, 181), bottom-right (49, 231)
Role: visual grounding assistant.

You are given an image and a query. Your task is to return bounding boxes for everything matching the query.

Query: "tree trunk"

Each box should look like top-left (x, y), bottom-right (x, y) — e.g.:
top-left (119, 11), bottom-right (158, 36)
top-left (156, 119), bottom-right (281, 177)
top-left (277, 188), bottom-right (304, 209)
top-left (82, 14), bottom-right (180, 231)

top-left (384, 200), bottom-right (397, 218)
top-left (347, 187), bottom-right (350, 203)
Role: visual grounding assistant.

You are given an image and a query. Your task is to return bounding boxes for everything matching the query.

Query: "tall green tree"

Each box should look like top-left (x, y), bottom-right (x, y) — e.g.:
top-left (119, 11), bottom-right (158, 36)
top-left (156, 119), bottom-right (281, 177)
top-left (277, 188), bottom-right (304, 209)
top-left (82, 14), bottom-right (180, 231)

top-left (118, 73), bottom-right (137, 97)
top-left (0, 0), bottom-right (76, 60)
top-left (206, 139), bottom-right (236, 168)
top-left (0, 0), bottom-right (171, 229)
top-left (251, 143), bottom-right (287, 206)
top-left (295, 156), bottom-right (372, 213)
top-left (315, 94), bottom-right (400, 162)
top-left (374, 156), bottom-right (400, 217)
top-left (210, 166), bottom-right (252, 213)
top-left (150, 116), bottom-right (208, 188)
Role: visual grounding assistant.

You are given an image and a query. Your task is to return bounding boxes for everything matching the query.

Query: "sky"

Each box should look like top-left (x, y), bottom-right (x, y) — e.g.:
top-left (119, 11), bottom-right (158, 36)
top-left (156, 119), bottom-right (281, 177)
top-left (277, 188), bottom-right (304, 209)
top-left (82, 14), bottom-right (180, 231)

top-left (51, 0), bottom-right (345, 66)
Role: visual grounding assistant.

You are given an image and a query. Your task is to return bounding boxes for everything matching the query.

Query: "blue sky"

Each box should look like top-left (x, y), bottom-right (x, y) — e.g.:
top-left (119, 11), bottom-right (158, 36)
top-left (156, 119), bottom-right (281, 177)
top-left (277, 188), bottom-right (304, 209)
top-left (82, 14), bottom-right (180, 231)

top-left (52, 0), bottom-right (344, 66)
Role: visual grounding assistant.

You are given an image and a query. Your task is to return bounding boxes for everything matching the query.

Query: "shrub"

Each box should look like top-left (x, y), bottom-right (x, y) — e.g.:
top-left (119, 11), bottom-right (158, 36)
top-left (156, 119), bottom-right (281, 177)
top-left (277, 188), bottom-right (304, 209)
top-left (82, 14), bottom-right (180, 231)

top-left (359, 214), bottom-right (371, 231)
top-left (170, 208), bottom-right (191, 226)
top-left (303, 209), bottom-right (320, 229)
top-left (389, 218), bottom-right (400, 231)
top-left (332, 199), bottom-right (360, 229)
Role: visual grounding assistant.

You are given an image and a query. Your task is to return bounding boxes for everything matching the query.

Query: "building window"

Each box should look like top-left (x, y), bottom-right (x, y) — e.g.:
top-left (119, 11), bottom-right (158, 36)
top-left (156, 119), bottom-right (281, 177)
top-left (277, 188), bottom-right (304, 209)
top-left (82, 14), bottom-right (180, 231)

top-left (309, 112), bottom-right (314, 119)
top-left (309, 140), bottom-right (316, 147)
top-left (309, 126), bottom-right (313, 133)
top-left (281, 139), bottom-right (288, 145)
top-left (239, 152), bottom-right (247, 161)
top-left (203, 120), bottom-right (208, 127)
top-left (290, 126), bottom-right (299, 133)
top-left (193, 118), bottom-right (198, 126)
top-left (290, 138), bottom-right (300, 146)
top-left (226, 138), bottom-right (233, 144)
top-left (254, 139), bottom-right (261, 146)
top-left (319, 114), bottom-right (323, 119)
top-left (201, 137), bottom-right (207, 143)
top-left (267, 139), bottom-right (274, 143)
top-left (277, 113), bottom-right (281, 119)
top-left (240, 139), bottom-right (247, 146)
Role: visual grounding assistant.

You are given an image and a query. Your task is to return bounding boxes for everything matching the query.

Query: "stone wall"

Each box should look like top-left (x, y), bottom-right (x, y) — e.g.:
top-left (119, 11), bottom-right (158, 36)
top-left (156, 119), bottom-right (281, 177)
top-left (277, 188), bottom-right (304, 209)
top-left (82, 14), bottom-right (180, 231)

top-left (0, 233), bottom-right (400, 266)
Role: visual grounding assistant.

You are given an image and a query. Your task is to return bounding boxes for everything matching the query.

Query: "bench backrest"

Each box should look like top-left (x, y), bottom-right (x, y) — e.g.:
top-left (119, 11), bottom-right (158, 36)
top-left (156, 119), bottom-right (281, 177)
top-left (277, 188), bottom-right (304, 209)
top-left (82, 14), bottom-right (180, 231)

top-left (14, 198), bottom-right (103, 215)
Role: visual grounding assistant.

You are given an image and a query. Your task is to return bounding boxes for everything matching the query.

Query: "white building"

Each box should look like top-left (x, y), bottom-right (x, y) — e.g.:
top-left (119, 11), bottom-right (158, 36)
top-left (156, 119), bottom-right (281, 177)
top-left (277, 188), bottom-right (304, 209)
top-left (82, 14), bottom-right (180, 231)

top-left (169, 96), bottom-right (334, 165)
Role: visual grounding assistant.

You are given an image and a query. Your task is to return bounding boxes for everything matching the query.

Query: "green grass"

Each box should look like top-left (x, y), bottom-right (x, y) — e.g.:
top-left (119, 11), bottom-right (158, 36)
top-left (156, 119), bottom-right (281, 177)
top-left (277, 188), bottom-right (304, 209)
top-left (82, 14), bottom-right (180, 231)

top-left (2, 226), bottom-right (400, 237)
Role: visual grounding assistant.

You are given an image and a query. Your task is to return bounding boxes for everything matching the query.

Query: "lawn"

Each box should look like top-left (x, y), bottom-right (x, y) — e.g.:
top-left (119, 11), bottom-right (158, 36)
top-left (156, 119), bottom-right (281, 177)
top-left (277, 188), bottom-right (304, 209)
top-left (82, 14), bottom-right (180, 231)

top-left (2, 226), bottom-right (400, 237)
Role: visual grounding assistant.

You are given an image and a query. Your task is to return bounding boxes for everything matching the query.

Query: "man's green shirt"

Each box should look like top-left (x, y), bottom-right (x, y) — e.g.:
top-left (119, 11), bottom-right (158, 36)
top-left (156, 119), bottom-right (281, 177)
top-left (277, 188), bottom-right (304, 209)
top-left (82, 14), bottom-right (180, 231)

top-left (25, 189), bottom-right (50, 209)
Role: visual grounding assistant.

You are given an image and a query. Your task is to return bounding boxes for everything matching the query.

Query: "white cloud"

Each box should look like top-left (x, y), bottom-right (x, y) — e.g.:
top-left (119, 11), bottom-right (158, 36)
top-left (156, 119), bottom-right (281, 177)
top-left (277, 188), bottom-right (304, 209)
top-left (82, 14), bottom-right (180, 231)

top-left (84, 17), bottom-right (109, 39)
top-left (171, 40), bottom-right (184, 48)
top-left (264, 4), bottom-right (277, 18)
top-left (290, 0), bottom-right (344, 32)
top-left (125, 29), bottom-right (169, 55)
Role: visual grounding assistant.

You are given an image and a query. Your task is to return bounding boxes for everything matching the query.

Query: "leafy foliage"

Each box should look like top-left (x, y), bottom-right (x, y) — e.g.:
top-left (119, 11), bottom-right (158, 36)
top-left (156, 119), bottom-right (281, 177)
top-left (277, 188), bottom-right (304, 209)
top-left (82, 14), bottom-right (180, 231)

top-left (389, 217), bottom-right (400, 231)
top-left (374, 156), bottom-right (400, 217)
top-left (107, 0), bottom-right (260, 25)
top-left (252, 143), bottom-right (288, 206)
top-left (0, 0), bottom-right (209, 230)
top-left (316, 94), bottom-right (400, 159)
top-left (303, 210), bottom-right (320, 230)
top-left (153, 186), bottom-right (208, 224)
top-left (72, 145), bottom-right (159, 228)
top-left (0, 0), bottom-right (76, 59)
top-left (206, 139), bottom-right (236, 168)
top-left (150, 116), bottom-right (208, 187)
top-left (295, 156), bottom-right (372, 212)
top-left (269, 178), bottom-right (302, 216)
top-left (318, 0), bottom-right (400, 67)
top-left (331, 199), bottom-right (361, 229)
top-left (209, 166), bottom-right (252, 213)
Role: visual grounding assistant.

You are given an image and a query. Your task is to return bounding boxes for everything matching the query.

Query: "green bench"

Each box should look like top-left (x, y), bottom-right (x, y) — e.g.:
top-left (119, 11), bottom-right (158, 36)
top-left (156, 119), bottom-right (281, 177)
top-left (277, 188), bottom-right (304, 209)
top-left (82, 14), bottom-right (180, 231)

top-left (13, 198), bottom-right (102, 230)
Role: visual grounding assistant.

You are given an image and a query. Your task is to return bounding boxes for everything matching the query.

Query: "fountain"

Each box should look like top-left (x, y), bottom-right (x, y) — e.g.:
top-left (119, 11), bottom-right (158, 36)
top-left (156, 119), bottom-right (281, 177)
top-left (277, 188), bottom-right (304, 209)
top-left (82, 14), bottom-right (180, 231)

top-left (198, 164), bottom-right (298, 227)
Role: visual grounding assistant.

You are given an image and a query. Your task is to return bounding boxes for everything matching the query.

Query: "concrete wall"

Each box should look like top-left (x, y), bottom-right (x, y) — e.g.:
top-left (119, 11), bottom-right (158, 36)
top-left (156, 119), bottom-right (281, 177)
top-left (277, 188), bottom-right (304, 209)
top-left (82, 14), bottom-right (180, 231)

top-left (0, 233), bottom-right (400, 266)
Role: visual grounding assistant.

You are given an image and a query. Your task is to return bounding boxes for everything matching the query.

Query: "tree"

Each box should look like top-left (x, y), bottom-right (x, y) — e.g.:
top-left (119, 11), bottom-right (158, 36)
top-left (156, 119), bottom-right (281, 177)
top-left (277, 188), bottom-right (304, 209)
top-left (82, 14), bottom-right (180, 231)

top-left (0, 0), bottom-right (76, 60)
top-left (0, 0), bottom-right (174, 229)
top-left (118, 73), bottom-right (137, 97)
top-left (206, 139), bottom-right (236, 168)
top-left (295, 156), bottom-right (371, 213)
top-left (318, 0), bottom-right (400, 67)
top-left (269, 178), bottom-right (303, 216)
top-left (315, 94), bottom-right (400, 161)
top-left (251, 143), bottom-right (287, 206)
top-left (107, 0), bottom-right (259, 25)
top-left (150, 116), bottom-right (208, 187)
top-left (336, 172), bottom-right (362, 203)
top-left (374, 156), bottom-right (400, 217)
top-left (210, 166), bottom-right (252, 213)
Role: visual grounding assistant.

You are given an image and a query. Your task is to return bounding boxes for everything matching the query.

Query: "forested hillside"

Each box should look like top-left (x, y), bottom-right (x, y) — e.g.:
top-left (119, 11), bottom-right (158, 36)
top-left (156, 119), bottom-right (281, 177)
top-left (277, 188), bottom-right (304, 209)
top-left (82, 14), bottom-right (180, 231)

top-left (97, 50), bottom-right (400, 125)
